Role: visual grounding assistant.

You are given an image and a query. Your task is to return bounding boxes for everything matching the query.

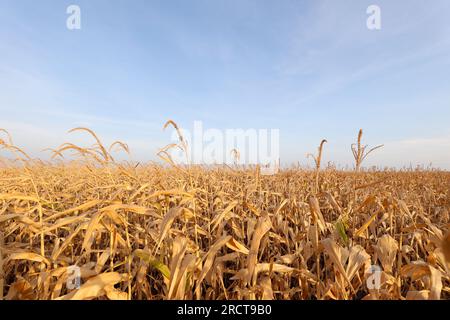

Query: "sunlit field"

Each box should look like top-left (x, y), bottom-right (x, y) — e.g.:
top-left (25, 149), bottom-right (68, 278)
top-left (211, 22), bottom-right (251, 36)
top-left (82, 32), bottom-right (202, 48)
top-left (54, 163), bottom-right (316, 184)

top-left (0, 127), bottom-right (449, 300)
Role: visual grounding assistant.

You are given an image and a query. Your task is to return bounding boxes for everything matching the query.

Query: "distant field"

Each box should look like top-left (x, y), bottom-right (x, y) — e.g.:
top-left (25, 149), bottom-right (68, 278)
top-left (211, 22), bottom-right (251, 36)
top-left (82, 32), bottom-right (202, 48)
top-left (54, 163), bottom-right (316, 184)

top-left (0, 164), bottom-right (449, 300)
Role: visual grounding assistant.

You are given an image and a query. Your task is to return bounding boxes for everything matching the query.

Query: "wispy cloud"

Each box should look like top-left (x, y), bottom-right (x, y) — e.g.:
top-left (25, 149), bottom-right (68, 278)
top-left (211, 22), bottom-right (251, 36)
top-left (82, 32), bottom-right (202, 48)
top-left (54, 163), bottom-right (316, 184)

top-left (366, 135), bottom-right (450, 169)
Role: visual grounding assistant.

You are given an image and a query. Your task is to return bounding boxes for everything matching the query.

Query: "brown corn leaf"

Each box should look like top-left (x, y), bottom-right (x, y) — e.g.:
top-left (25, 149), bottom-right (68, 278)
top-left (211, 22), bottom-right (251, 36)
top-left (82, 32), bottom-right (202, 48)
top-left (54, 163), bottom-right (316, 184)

top-left (56, 272), bottom-right (127, 300)
top-left (375, 235), bottom-right (398, 273)
top-left (226, 238), bottom-right (249, 255)
top-left (246, 213), bottom-right (272, 284)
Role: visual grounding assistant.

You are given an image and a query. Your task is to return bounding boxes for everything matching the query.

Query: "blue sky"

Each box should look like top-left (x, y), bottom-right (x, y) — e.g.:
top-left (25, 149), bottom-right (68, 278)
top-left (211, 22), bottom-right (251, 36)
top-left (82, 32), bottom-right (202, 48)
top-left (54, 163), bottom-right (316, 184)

top-left (1, 0), bottom-right (450, 168)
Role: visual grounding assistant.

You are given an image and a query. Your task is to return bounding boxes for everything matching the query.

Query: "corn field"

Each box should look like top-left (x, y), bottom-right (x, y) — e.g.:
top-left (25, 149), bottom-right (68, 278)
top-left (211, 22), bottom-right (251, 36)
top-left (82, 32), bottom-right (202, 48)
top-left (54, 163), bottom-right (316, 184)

top-left (0, 127), bottom-right (449, 300)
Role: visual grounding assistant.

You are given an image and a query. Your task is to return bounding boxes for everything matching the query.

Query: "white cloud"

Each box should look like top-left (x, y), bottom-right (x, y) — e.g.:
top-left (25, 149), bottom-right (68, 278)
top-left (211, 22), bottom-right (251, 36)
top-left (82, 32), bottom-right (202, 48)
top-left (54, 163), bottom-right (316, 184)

top-left (364, 136), bottom-right (450, 169)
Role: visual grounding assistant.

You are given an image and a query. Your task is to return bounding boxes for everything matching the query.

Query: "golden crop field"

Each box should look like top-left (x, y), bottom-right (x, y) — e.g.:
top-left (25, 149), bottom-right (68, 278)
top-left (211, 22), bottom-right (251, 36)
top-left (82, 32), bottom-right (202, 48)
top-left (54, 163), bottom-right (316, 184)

top-left (0, 126), bottom-right (449, 300)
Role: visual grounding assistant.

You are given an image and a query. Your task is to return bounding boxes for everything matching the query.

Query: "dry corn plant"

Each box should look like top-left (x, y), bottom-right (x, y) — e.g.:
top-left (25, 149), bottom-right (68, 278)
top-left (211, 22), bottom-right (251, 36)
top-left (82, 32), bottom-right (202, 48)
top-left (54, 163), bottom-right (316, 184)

top-left (351, 129), bottom-right (384, 173)
top-left (230, 149), bottom-right (240, 167)
top-left (160, 120), bottom-right (190, 168)
top-left (0, 124), bottom-right (448, 301)
top-left (307, 139), bottom-right (327, 193)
